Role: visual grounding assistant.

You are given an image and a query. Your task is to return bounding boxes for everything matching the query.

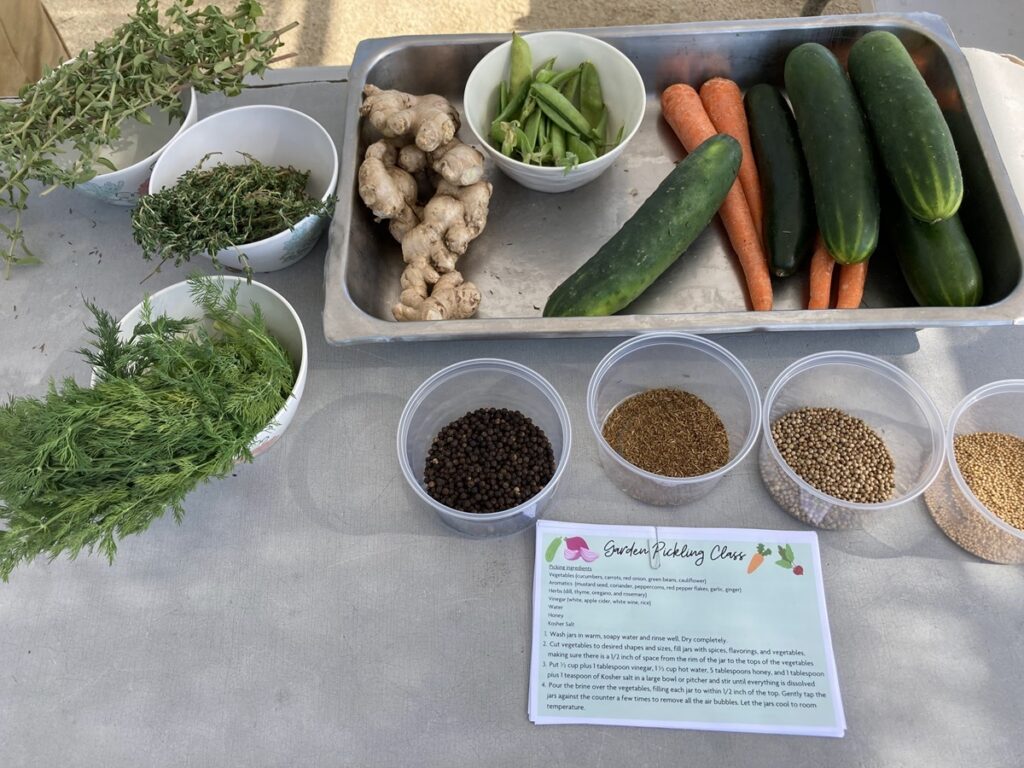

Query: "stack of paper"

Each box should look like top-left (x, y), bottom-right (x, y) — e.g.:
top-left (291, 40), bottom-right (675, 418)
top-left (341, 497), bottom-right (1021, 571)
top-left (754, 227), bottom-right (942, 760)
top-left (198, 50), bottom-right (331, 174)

top-left (528, 521), bottom-right (845, 737)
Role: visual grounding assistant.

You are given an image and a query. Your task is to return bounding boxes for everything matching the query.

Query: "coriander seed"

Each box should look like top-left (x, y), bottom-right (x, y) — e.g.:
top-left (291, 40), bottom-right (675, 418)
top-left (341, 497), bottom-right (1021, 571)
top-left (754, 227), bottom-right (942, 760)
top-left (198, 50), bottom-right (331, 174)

top-left (771, 407), bottom-right (895, 504)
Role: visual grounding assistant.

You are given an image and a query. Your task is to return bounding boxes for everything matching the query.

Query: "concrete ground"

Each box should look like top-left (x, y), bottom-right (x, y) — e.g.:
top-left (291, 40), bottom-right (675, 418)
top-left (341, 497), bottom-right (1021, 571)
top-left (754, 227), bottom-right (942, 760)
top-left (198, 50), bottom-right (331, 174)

top-left (45, 0), bottom-right (859, 67)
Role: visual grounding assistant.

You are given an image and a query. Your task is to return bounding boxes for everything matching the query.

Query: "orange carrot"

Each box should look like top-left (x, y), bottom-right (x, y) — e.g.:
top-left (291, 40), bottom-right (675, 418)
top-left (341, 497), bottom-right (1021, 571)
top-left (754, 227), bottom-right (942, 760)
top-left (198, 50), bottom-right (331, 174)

top-left (747, 543), bottom-right (770, 574)
top-left (836, 261), bottom-right (869, 309)
top-left (808, 235), bottom-right (835, 310)
top-left (699, 77), bottom-right (764, 240)
top-left (660, 84), bottom-right (773, 311)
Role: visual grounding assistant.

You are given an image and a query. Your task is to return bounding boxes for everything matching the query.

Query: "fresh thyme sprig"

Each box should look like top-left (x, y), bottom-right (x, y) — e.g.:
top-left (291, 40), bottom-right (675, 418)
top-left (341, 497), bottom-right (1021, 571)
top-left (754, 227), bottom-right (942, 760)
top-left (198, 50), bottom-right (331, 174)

top-left (0, 0), bottom-right (298, 278)
top-left (131, 153), bottom-right (336, 271)
top-left (0, 275), bottom-right (295, 581)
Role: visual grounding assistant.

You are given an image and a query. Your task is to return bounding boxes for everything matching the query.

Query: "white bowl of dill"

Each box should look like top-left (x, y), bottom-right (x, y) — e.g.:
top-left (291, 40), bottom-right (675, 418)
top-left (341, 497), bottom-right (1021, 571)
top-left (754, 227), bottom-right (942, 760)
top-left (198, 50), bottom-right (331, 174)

top-left (0, 275), bottom-right (307, 581)
top-left (139, 105), bottom-right (339, 273)
top-left (110, 275), bottom-right (309, 456)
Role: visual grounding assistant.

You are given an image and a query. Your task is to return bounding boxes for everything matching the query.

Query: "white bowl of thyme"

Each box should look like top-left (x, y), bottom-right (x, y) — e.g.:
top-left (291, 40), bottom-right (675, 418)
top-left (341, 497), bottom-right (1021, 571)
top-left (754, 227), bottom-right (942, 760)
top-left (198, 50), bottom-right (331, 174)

top-left (138, 104), bottom-right (339, 273)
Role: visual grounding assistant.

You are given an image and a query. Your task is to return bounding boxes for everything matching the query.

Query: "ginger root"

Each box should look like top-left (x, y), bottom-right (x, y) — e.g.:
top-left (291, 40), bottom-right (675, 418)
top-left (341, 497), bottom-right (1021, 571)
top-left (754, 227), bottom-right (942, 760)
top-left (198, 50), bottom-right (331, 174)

top-left (356, 87), bottom-right (491, 322)
top-left (360, 85), bottom-right (460, 152)
top-left (357, 140), bottom-right (416, 220)
top-left (395, 270), bottom-right (481, 321)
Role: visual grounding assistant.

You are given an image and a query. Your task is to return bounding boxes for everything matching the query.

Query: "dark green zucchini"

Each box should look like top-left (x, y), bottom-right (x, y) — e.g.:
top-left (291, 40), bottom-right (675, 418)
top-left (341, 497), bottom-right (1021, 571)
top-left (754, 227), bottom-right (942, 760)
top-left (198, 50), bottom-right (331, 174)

top-left (784, 42), bottom-right (879, 265)
top-left (543, 134), bottom-right (740, 317)
top-left (744, 83), bottom-right (815, 277)
top-left (848, 30), bottom-right (963, 223)
top-left (890, 202), bottom-right (982, 307)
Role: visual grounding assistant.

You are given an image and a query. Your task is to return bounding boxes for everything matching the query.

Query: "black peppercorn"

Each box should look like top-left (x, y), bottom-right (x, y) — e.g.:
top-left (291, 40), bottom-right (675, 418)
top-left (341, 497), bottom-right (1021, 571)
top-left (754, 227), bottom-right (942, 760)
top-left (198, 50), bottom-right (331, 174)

top-left (423, 407), bottom-right (556, 513)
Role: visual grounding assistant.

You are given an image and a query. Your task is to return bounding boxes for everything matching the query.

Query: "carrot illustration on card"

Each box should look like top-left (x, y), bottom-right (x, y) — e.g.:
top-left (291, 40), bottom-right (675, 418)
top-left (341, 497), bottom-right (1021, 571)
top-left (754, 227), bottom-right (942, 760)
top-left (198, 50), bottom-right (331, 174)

top-left (747, 543), bottom-right (771, 574)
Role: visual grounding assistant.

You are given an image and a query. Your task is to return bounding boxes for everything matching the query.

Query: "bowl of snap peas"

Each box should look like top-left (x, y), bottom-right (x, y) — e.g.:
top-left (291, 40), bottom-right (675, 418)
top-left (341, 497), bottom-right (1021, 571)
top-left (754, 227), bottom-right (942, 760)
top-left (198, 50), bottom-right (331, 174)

top-left (463, 30), bottom-right (646, 193)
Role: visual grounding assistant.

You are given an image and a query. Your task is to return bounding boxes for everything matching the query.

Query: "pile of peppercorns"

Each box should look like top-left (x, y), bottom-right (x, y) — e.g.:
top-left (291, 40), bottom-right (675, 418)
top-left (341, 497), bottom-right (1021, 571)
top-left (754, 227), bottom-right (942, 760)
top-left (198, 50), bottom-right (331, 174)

top-left (423, 407), bottom-right (556, 513)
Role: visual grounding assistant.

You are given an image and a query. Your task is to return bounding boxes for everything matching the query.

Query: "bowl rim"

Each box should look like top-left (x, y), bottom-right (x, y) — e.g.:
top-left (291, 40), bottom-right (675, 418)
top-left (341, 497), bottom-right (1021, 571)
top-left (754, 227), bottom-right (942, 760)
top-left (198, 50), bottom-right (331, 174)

top-left (462, 29), bottom-right (647, 174)
top-left (761, 350), bottom-right (946, 512)
top-left (92, 86), bottom-right (199, 180)
top-left (945, 379), bottom-right (1024, 541)
top-left (149, 104), bottom-right (340, 249)
top-left (103, 275), bottom-right (308, 444)
top-left (396, 357), bottom-right (573, 523)
top-left (586, 332), bottom-right (762, 486)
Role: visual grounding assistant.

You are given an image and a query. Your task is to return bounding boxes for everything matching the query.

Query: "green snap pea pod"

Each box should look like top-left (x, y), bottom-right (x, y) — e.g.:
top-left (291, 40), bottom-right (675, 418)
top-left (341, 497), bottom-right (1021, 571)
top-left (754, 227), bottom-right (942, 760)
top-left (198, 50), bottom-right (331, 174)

top-left (509, 32), bottom-right (532, 96)
top-left (539, 112), bottom-right (549, 146)
top-left (550, 123), bottom-right (566, 164)
top-left (490, 80), bottom-right (530, 142)
top-left (544, 67), bottom-right (578, 90)
top-left (523, 109), bottom-right (542, 155)
top-left (579, 61), bottom-right (604, 129)
top-left (499, 80), bottom-right (509, 113)
top-left (499, 121), bottom-right (518, 156)
top-left (568, 134), bottom-right (597, 163)
top-left (531, 82), bottom-right (597, 139)
top-left (560, 69), bottom-right (580, 106)
top-left (521, 94), bottom-right (536, 121)
top-left (534, 56), bottom-right (556, 76)
top-left (515, 124), bottom-right (532, 158)
top-left (535, 68), bottom-right (556, 84)
top-left (594, 106), bottom-right (608, 155)
top-left (612, 123), bottom-right (625, 148)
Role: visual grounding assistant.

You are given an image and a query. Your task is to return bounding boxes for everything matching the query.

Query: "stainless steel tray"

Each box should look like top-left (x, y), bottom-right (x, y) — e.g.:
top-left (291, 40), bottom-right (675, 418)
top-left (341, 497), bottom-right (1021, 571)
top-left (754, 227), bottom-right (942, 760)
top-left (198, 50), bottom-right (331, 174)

top-left (323, 13), bottom-right (1024, 344)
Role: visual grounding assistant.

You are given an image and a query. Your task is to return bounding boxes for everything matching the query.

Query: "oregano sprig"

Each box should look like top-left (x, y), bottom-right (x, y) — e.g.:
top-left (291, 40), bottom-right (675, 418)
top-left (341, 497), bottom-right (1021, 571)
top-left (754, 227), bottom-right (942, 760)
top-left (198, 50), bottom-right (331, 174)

top-left (0, 0), bottom-right (298, 278)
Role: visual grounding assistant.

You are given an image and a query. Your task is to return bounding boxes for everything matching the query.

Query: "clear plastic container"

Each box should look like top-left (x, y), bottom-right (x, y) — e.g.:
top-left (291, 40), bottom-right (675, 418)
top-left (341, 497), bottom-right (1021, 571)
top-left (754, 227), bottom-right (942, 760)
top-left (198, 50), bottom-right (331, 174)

top-left (760, 351), bottom-right (945, 529)
top-left (925, 380), bottom-right (1024, 563)
top-left (397, 359), bottom-right (572, 537)
top-left (587, 333), bottom-right (761, 506)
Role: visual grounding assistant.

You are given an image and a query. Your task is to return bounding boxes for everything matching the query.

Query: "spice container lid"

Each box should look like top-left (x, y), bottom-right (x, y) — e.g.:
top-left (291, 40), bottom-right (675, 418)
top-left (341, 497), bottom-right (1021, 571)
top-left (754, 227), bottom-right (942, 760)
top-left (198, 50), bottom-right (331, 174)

top-left (945, 379), bottom-right (1024, 540)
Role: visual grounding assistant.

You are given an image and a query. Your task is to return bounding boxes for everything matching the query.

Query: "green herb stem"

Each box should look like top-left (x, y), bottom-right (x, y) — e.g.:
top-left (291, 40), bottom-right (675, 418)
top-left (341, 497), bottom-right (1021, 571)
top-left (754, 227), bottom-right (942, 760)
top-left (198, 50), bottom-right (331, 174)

top-left (0, 275), bottom-right (296, 580)
top-left (0, 0), bottom-right (297, 277)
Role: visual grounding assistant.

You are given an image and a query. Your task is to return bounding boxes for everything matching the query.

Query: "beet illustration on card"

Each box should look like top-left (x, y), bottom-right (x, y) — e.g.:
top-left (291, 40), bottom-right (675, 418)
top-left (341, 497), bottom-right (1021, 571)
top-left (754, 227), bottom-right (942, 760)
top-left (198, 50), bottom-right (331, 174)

top-left (775, 544), bottom-right (804, 575)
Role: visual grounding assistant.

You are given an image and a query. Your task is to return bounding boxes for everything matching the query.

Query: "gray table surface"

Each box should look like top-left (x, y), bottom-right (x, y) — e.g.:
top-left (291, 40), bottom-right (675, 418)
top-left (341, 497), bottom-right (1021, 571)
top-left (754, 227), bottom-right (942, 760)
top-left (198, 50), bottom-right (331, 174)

top-left (2, 67), bottom-right (1023, 768)
top-left (863, 0), bottom-right (1023, 57)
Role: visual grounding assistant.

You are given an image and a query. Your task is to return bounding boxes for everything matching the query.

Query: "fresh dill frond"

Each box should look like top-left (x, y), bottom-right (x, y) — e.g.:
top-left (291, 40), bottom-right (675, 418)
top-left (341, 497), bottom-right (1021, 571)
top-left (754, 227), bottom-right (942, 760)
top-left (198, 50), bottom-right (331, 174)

top-left (0, 275), bottom-right (296, 581)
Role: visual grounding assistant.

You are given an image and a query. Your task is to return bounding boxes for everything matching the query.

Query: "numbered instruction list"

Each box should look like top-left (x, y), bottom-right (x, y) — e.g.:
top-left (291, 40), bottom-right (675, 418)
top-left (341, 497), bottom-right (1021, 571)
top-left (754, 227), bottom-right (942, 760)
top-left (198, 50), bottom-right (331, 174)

top-left (529, 522), bottom-right (845, 737)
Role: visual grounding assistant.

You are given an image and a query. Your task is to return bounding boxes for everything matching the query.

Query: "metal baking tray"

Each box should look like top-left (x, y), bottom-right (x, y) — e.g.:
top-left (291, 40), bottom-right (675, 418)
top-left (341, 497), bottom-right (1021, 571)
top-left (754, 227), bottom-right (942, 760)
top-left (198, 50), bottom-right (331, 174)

top-left (323, 13), bottom-right (1024, 344)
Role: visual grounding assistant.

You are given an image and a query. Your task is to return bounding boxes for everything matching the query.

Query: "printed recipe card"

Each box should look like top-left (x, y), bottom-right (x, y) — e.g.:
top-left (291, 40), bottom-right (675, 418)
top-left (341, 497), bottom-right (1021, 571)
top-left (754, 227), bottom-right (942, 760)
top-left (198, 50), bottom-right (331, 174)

top-left (529, 521), bottom-right (845, 737)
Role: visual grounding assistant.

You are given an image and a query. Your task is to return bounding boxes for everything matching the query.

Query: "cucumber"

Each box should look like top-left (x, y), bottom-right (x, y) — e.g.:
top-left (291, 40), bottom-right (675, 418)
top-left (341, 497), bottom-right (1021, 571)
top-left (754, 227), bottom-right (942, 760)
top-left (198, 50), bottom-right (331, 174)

top-left (848, 30), bottom-right (962, 223)
top-left (784, 42), bottom-right (879, 265)
top-left (889, 202), bottom-right (982, 307)
top-left (744, 84), bottom-right (815, 277)
top-left (543, 134), bottom-right (741, 317)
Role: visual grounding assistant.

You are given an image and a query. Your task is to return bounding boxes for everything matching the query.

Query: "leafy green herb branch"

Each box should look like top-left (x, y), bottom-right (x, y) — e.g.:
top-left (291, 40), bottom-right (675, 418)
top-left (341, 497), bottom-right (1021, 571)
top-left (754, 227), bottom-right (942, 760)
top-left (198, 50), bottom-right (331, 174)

top-left (0, 275), bottom-right (296, 581)
top-left (0, 0), bottom-right (298, 278)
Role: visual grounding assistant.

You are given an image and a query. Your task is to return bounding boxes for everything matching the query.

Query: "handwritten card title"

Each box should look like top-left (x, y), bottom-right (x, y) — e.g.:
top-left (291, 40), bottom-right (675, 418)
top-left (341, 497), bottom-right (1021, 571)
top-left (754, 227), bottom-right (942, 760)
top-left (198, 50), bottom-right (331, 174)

top-left (602, 539), bottom-right (748, 567)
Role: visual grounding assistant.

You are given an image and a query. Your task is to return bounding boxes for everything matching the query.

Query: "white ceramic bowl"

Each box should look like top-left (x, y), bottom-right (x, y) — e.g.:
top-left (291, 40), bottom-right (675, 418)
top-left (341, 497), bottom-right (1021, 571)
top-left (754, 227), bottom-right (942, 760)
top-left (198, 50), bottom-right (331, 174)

top-left (75, 87), bottom-right (198, 206)
top-left (463, 31), bottom-right (646, 193)
top-left (149, 105), bottom-right (339, 272)
top-left (111, 276), bottom-right (307, 458)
